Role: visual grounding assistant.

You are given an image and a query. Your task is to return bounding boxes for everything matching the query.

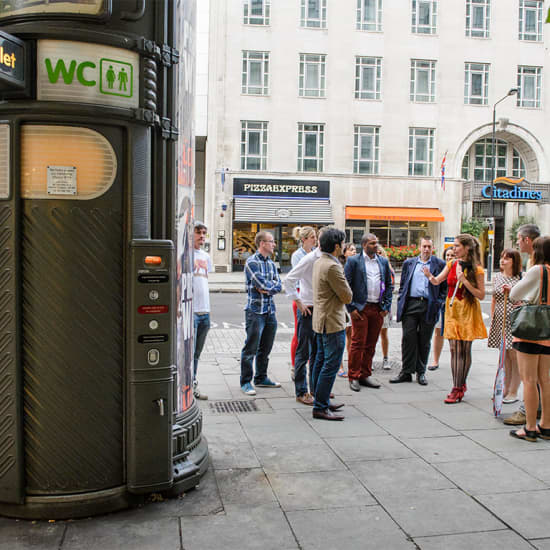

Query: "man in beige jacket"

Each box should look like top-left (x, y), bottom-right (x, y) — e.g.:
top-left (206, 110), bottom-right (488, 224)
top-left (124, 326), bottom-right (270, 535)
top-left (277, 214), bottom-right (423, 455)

top-left (312, 228), bottom-right (353, 420)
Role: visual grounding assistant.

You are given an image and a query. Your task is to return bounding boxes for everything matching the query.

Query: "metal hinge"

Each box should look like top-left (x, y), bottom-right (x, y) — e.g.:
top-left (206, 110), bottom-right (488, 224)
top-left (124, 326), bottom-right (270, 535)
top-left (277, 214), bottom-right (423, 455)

top-left (135, 37), bottom-right (161, 59)
top-left (160, 117), bottom-right (179, 140)
top-left (134, 108), bottom-right (159, 125)
top-left (161, 44), bottom-right (180, 67)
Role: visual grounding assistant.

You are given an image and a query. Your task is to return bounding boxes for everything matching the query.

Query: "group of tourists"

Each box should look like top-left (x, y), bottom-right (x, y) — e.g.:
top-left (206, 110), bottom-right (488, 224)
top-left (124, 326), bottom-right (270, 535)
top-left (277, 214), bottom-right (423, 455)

top-left (192, 219), bottom-right (550, 440)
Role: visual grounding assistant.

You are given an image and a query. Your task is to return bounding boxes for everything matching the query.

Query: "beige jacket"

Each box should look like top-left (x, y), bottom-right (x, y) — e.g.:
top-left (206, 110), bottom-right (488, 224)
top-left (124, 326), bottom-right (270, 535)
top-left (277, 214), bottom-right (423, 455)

top-left (312, 253), bottom-right (353, 334)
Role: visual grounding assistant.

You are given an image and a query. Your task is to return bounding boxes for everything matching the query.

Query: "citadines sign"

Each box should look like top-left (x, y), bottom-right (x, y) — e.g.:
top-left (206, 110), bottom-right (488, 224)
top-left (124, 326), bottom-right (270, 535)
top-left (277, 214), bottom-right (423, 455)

top-left (37, 40), bottom-right (139, 108)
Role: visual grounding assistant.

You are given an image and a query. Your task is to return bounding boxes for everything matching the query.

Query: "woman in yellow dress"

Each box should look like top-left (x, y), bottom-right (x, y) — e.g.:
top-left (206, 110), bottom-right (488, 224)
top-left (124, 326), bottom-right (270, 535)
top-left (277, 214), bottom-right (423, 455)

top-left (424, 234), bottom-right (487, 403)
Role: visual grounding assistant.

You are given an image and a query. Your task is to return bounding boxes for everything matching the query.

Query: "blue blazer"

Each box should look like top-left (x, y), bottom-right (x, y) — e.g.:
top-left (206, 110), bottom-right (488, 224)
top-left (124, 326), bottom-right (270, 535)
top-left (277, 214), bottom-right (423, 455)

top-left (344, 252), bottom-right (393, 313)
top-left (396, 255), bottom-right (447, 324)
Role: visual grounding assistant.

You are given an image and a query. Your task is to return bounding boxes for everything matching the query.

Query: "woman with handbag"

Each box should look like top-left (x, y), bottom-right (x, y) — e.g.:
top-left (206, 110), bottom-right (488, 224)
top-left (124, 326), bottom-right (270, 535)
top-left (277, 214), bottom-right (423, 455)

top-left (508, 235), bottom-right (550, 442)
top-left (424, 234), bottom-right (487, 403)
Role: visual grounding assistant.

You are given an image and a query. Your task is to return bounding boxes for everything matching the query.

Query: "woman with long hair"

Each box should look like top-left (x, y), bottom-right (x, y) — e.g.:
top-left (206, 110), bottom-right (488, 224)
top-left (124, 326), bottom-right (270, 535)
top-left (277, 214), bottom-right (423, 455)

top-left (508, 236), bottom-right (550, 442)
top-left (337, 243), bottom-right (357, 377)
top-left (290, 227), bottom-right (317, 379)
top-left (487, 248), bottom-right (522, 404)
top-left (427, 246), bottom-right (455, 371)
top-left (424, 234), bottom-right (487, 403)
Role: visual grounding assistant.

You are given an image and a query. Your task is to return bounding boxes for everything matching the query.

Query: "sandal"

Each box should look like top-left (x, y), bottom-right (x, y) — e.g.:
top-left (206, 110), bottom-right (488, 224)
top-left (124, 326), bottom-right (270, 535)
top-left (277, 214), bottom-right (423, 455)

top-left (509, 426), bottom-right (538, 442)
top-left (337, 369), bottom-right (348, 378)
top-left (537, 425), bottom-right (550, 440)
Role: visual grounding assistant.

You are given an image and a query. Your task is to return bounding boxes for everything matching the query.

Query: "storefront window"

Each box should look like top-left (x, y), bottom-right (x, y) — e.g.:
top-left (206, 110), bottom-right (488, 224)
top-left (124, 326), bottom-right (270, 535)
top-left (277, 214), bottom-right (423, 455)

top-left (370, 220), bottom-right (428, 247)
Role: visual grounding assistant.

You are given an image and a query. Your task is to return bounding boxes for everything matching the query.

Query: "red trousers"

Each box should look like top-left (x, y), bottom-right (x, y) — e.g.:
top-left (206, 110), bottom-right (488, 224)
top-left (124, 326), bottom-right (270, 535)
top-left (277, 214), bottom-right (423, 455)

top-left (348, 303), bottom-right (384, 380)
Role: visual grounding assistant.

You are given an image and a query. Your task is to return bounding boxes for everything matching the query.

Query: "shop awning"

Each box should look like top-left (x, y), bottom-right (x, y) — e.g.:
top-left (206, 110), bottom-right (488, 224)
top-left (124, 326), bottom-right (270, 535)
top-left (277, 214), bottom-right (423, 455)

top-left (346, 206), bottom-right (445, 222)
top-left (234, 198), bottom-right (333, 224)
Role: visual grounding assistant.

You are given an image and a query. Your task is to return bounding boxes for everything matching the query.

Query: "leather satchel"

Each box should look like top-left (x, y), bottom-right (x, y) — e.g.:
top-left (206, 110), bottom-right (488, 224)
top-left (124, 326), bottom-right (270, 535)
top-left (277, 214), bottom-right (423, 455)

top-left (510, 265), bottom-right (550, 341)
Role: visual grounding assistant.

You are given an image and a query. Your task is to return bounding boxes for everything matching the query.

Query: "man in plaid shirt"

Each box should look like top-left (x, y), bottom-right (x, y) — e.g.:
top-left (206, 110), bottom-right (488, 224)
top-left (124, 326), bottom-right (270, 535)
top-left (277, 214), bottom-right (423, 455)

top-left (240, 231), bottom-right (283, 396)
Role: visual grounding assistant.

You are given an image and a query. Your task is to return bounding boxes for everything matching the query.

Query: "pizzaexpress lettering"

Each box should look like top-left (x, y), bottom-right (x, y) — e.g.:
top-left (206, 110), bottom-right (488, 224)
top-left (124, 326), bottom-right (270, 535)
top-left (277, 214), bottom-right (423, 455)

top-left (243, 183), bottom-right (318, 194)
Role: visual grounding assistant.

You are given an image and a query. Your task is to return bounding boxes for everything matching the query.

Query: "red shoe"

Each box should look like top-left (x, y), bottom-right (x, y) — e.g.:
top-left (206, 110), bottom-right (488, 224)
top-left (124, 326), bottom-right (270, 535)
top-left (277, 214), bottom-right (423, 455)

top-left (444, 387), bottom-right (463, 404)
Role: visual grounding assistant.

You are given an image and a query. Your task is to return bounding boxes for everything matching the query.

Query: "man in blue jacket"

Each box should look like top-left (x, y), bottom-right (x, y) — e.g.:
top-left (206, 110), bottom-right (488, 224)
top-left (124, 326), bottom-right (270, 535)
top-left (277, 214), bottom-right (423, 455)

top-left (344, 233), bottom-right (393, 392)
top-left (391, 236), bottom-right (447, 385)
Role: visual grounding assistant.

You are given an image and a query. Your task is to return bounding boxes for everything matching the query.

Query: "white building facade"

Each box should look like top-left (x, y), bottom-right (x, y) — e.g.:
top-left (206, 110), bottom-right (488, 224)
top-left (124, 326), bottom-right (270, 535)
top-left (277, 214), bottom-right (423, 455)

top-left (199, 0), bottom-right (550, 271)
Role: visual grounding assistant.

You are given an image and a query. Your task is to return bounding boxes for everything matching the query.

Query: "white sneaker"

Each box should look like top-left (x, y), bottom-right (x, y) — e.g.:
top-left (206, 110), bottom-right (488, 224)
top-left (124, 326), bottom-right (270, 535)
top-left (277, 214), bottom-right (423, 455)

top-left (241, 382), bottom-right (257, 396)
top-left (382, 357), bottom-right (391, 370)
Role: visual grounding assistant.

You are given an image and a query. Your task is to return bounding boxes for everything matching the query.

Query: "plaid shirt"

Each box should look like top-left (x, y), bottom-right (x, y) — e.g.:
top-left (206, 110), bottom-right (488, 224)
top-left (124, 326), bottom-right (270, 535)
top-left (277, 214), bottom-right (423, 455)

top-left (244, 251), bottom-right (282, 314)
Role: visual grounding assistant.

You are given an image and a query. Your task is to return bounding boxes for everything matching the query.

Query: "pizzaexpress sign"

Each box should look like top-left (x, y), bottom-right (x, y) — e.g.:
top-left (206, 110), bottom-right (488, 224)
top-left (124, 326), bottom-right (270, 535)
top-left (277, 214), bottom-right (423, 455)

top-left (233, 178), bottom-right (330, 199)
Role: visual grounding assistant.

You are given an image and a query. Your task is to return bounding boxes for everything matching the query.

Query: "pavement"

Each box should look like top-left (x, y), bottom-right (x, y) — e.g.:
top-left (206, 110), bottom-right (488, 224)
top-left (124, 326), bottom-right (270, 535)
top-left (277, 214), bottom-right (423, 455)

top-left (3, 326), bottom-right (550, 549)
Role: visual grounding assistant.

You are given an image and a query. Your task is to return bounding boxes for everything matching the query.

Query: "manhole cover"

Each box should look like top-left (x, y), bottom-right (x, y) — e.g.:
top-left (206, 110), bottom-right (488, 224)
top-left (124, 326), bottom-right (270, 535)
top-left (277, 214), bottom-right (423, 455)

top-left (209, 400), bottom-right (259, 413)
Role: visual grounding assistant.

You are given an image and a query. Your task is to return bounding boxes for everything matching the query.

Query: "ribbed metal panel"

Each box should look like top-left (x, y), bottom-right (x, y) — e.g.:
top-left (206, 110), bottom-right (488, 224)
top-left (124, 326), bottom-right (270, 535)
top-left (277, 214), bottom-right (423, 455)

top-left (22, 202), bottom-right (123, 494)
top-left (234, 198), bottom-right (333, 223)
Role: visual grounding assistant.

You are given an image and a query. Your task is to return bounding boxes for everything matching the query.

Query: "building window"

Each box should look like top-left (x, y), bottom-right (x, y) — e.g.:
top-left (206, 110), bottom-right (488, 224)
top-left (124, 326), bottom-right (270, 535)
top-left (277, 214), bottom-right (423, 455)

top-left (410, 59), bottom-right (436, 102)
top-left (473, 138), bottom-right (506, 182)
top-left (465, 0), bottom-right (490, 38)
top-left (298, 123), bottom-right (324, 172)
top-left (464, 62), bottom-right (489, 105)
top-left (243, 0), bottom-right (270, 25)
top-left (519, 0), bottom-right (543, 41)
top-left (411, 0), bottom-right (437, 34)
top-left (473, 201), bottom-right (504, 217)
top-left (299, 54), bottom-right (326, 97)
top-left (242, 51), bottom-right (269, 95)
top-left (356, 0), bottom-right (383, 31)
top-left (301, 0), bottom-right (327, 28)
top-left (370, 220), bottom-right (428, 248)
top-left (354, 126), bottom-right (380, 174)
top-left (517, 65), bottom-right (541, 108)
top-left (462, 151), bottom-right (470, 180)
top-left (241, 121), bottom-right (268, 170)
top-left (513, 149), bottom-right (526, 178)
top-left (408, 128), bottom-right (434, 176)
top-left (355, 56), bottom-right (382, 100)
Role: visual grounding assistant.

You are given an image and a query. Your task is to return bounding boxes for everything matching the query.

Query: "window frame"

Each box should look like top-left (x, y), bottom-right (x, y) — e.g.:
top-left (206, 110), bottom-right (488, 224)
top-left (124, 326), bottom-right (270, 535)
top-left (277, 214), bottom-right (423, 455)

top-left (464, 62), bottom-right (489, 105)
top-left (517, 65), bottom-right (542, 108)
top-left (411, 0), bottom-right (437, 35)
top-left (518, 0), bottom-right (543, 42)
top-left (242, 50), bottom-right (270, 96)
top-left (299, 53), bottom-right (327, 98)
top-left (473, 138), bottom-right (507, 182)
top-left (243, 0), bottom-right (271, 26)
top-left (356, 0), bottom-right (383, 32)
top-left (512, 148), bottom-right (526, 179)
top-left (354, 56), bottom-right (382, 100)
top-left (297, 123), bottom-right (325, 172)
top-left (410, 59), bottom-right (436, 103)
top-left (465, 0), bottom-right (490, 38)
top-left (241, 121), bottom-right (268, 171)
top-left (300, 0), bottom-right (327, 28)
top-left (353, 125), bottom-right (380, 175)
top-left (408, 127), bottom-right (434, 177)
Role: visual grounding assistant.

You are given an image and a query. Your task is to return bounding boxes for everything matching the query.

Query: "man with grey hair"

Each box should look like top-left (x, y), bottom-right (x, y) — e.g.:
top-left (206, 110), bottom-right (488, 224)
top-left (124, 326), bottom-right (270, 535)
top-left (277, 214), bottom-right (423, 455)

top-left (504, 222), bottom-right (542, 426)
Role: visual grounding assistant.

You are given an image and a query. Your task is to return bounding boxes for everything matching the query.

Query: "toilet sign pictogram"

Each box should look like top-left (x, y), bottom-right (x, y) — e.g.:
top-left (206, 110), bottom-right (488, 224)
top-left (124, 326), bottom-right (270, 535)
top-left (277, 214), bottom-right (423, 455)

top-left (100, 58), bottom-right (133, 98)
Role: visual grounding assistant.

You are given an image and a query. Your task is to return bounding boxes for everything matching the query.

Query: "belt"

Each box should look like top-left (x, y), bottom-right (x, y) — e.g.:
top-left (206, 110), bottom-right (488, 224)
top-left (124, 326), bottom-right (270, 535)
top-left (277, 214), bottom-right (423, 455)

top-left (366, 302), bottom-right (379, 305)
top-left (410, 296), bottom-right (427, 302)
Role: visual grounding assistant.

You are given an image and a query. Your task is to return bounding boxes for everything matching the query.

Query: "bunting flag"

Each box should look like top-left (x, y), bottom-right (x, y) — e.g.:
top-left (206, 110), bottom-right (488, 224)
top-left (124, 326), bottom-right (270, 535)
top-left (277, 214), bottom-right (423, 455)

top-left (440, 150), bottom-right (447, 190)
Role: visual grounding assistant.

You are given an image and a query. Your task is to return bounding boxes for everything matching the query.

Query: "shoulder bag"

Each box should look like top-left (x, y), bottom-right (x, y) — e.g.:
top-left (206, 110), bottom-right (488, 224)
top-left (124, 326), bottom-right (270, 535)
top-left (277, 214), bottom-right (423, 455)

top-left (510, 265), bottom-right (550, 341)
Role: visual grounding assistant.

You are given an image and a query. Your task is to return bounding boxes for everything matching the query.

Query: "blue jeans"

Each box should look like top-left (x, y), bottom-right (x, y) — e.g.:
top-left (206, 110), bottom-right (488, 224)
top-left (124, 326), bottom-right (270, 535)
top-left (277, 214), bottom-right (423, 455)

top-left (193, 313), bottom-right (210, 379)
top-left (312, 330), bottom-right (346, 411)
top-left (240, 309), bottom-right (277, 386)
top-left (294, 308), bottom-right (316, 396)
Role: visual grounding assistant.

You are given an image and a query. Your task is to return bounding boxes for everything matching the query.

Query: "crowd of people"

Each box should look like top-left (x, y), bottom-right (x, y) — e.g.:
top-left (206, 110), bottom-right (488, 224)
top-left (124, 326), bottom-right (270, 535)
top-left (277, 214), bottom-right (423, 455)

top-left (192, 220), bottom-right (550, 440)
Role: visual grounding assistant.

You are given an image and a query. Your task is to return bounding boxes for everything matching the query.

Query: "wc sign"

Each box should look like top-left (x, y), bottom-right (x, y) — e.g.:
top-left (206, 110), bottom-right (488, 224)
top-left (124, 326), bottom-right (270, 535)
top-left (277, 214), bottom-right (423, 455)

top-left (37, 39), bottom-right (139, 108)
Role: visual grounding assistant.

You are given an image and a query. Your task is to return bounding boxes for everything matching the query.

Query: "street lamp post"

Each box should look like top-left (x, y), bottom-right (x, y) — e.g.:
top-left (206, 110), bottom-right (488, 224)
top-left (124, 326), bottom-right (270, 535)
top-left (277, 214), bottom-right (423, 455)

top-left (487, 87), bottom-right (518, 282)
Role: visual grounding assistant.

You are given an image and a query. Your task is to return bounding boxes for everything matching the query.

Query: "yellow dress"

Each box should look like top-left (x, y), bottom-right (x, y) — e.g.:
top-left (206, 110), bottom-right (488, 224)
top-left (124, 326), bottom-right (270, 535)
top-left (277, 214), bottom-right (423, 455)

top-left (443, 262), bottom-right (487, 341)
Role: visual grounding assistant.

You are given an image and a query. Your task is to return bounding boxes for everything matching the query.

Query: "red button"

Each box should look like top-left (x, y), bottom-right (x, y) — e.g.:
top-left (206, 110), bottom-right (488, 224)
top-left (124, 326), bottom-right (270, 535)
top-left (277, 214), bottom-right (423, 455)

top-left (138, 305), bottom-right (169, 314)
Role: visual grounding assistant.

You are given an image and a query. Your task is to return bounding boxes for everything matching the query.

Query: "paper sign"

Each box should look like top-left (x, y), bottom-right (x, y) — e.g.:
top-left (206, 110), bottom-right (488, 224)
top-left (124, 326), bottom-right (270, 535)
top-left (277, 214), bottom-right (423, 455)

top-left (47, 166), bottom-right (77, 195)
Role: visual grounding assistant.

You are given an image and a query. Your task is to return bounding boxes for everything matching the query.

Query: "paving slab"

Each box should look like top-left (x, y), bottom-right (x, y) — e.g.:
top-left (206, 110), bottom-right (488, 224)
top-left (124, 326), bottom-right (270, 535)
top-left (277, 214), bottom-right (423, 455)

top-left (179, 504), bottom-right (298, 550)
top-left (434, 458), bottom-right (548, 495)
top-left (349, 457), bottom-right (455, 496)
top-left (499, 449), bottom-right (550, 482)
top-left (533, 540), bottom-right (550, 550)
top-left (376, 415), bottom-right (459, 438)
top-left (377, 488), bottom-right (505, 537)
top-left (326, 435), bottom-right (416, 462)
top-left (215, 468), bottom-right (278, 506)
top-left (355, 402), bottom-right (427, 420)
top-left (267, 470), bottom-right (376, 511)
top-left (477, 490), bottom-right (550, 540)
top-left (287, 506), bottom-right (415, 550)
top-left (0, 518), bottom-right (64, 550)
top-left (463, 429), bottom-right (550, 454)
top-left (254, 442), bottom-right (345, 474)
top-left (413, 529), bottom-right (534, 550)
top-left (62, 517), bottom-right (180, 550)
top-left (306, 415), bottom-right (388, 438)
top-left (404, 435), bottom-right (496, 463)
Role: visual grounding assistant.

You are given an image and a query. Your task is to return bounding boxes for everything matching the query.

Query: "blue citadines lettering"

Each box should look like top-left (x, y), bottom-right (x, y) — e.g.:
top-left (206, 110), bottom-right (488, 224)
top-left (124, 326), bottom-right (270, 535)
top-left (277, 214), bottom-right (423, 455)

top-left (482, 184), bottom-right (542, 201)
top-left (481, 185), bottom-right (492, 198)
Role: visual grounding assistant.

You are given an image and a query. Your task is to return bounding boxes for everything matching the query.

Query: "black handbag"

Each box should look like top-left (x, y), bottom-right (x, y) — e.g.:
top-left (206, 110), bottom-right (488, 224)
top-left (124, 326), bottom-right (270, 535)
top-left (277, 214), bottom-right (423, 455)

top-left (510, 266), bottom-right (550, 341)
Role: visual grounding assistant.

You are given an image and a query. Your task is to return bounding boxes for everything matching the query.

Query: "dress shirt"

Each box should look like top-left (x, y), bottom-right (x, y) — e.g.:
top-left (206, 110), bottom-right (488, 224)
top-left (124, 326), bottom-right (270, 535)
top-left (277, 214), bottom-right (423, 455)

top-left (244, 251), bottom-right (282, 314)
top-left (410, 258), bottom-right (430, 298)
top-left (364, 254), bottom-right (381, 303)
top-left (284, 248), bottom-right (321, 307)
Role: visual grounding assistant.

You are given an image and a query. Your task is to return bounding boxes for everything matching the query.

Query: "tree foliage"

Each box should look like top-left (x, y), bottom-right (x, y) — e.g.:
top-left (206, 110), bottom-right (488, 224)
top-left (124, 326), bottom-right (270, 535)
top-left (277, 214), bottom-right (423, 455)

top-left (460, 217), bottom-right (488, 238)
top-left (508, 216), bottom-right (538, 242)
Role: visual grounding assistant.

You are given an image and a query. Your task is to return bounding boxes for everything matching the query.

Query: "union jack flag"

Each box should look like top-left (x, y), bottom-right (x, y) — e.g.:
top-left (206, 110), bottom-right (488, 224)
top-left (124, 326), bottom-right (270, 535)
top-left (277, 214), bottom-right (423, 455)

top-left (440, 151), bottom-right (447, 190)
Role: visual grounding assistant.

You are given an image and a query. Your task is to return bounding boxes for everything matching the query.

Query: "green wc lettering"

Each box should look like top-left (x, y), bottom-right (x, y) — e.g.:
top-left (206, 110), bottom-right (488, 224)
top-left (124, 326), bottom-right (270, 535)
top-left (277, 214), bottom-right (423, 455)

top-left (45, 58), bottom-right (96, 86)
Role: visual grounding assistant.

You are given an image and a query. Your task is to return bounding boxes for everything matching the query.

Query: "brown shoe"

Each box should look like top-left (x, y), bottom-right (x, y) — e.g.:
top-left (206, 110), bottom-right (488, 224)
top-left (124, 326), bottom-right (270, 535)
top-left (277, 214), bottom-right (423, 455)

top-left (312, 409), bottom-right (344, 421)
top-left (329, 402), bottom-right (345, 411)
top-left (296, 393), bottom-right (314, 406)
top-left (503, 411), bottom-right (526, 425)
